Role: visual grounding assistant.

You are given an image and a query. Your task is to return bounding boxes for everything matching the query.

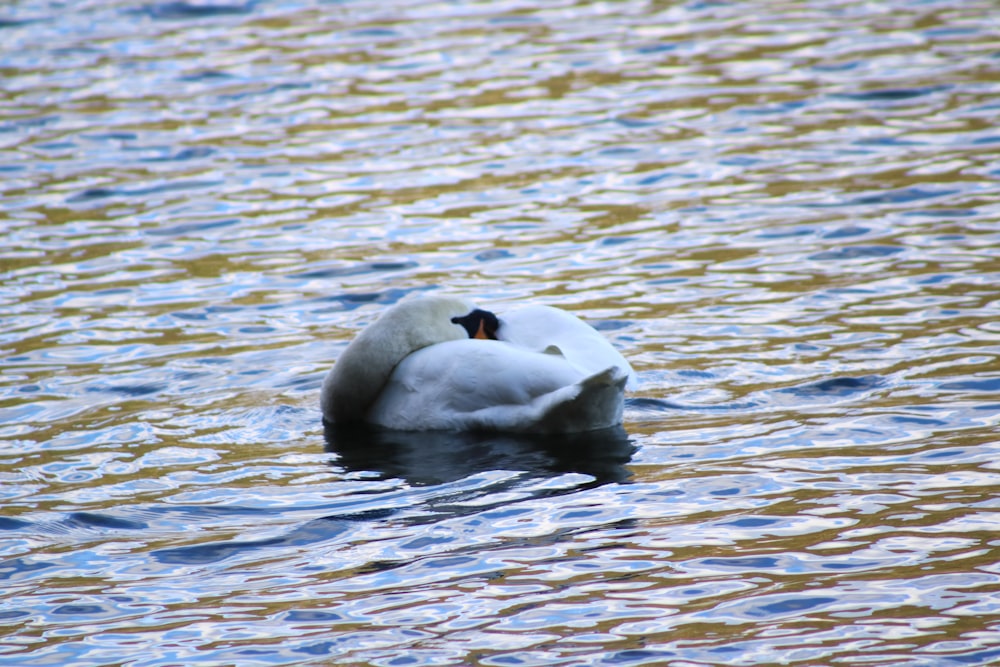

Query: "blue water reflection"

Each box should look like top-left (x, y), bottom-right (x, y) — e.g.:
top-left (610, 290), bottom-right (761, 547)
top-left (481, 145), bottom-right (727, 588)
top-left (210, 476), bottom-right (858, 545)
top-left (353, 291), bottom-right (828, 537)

top-left (3, 0), bottom-right (1000, 664)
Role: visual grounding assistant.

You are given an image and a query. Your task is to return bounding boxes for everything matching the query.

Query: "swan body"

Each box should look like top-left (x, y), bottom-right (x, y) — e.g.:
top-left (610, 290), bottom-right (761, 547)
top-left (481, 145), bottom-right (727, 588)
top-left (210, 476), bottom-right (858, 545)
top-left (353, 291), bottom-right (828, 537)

top-left (497, 305), bottom-right (638, 392)
top-left (320, 296), bottom-right (635, 433)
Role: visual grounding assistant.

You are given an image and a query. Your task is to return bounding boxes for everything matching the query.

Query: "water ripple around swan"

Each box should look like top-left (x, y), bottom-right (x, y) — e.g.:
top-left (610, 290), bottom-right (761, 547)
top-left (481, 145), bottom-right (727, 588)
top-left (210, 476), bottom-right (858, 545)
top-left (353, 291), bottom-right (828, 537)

top-left (2, 0), bottom-right (1000, 664)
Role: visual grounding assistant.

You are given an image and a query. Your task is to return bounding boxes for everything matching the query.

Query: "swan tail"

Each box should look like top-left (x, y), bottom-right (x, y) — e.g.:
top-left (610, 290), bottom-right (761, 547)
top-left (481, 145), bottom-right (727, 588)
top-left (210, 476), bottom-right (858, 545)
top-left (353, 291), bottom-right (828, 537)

top-left (536, 365), bottom-right (628, 433)
top-left (468, 365), bottom-right (628, 434)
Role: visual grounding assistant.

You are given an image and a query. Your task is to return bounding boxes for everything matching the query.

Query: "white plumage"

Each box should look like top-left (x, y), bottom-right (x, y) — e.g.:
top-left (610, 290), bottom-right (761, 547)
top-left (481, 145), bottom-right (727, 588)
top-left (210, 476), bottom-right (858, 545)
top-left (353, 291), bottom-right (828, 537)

top-left (320, 296), bottom-right (635, 433)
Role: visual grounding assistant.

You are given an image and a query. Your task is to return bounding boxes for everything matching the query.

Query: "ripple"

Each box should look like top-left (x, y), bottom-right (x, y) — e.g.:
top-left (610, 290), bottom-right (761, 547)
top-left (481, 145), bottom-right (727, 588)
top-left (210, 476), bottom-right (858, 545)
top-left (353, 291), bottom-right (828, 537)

top-left (141, 1), bottom-right (256, 20)
top-left (776, 374), bottom-right (885, 398)
top-left (2, 0), bottom-right (1000, 665)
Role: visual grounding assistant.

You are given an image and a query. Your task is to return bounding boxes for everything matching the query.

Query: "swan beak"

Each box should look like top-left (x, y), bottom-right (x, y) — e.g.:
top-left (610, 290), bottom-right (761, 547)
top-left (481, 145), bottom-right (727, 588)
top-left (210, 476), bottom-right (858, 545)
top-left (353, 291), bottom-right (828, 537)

top-left (474, 320), bottom-right (491, 339)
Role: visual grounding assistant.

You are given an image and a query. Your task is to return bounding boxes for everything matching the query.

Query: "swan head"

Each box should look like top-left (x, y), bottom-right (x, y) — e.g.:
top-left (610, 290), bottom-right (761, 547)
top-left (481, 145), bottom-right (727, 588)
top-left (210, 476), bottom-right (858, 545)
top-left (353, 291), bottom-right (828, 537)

top-left (321, 296), bottom-right (497, 424)
top-left (451, 308), bottom-right (499, 341)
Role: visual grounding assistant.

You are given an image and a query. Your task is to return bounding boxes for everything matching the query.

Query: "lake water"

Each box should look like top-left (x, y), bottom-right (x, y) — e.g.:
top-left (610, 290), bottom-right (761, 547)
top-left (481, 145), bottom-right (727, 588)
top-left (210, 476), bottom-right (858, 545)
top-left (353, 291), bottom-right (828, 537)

top-left (2, 0), bottom-right (1000, 664)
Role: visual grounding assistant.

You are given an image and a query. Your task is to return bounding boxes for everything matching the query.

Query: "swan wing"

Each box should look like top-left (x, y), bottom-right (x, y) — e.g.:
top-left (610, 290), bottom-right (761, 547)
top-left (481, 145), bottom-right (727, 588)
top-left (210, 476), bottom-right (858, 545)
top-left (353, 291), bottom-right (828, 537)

top-left (498, 305), bottom-right (637, 390)
top-left (367, 339), bottom-right (627, 433)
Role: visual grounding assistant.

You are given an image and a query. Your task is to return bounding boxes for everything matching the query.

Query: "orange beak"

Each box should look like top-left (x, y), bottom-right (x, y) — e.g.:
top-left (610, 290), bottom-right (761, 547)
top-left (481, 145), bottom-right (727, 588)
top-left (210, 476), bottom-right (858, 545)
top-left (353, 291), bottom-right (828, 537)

top-left (474, 319), bottom-right (490, 339)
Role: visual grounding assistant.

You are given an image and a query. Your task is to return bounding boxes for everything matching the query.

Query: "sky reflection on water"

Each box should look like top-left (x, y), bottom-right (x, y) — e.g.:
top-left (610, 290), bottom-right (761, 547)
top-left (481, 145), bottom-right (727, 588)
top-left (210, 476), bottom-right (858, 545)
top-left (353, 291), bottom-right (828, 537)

top-left (2, 0), bottom-right (1000, 665)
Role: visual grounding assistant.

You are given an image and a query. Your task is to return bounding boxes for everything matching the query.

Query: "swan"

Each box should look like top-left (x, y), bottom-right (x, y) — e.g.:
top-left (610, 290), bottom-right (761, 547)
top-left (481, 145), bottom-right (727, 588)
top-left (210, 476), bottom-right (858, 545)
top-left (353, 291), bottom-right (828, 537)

top-left (320, 295), bottom-right (635, 433)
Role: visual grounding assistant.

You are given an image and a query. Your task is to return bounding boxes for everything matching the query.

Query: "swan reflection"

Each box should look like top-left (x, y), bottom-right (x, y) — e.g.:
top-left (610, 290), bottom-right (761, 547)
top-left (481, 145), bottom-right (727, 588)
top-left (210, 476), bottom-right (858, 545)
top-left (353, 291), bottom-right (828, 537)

top-left (324, 423), bottom-right (635, 487)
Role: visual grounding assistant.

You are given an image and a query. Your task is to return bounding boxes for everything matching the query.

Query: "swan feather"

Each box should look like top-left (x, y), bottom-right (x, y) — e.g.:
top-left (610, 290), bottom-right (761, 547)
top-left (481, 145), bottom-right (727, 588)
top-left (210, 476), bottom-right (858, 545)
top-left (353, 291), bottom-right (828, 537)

top-left (320, 296), bottom-right (634, 432)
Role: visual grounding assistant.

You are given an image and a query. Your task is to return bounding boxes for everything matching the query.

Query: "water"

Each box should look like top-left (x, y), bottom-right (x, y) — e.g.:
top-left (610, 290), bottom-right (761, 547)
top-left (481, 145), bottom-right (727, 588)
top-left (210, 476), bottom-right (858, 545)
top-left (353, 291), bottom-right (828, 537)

top-left (2, 0), bottom-right (1000, 664)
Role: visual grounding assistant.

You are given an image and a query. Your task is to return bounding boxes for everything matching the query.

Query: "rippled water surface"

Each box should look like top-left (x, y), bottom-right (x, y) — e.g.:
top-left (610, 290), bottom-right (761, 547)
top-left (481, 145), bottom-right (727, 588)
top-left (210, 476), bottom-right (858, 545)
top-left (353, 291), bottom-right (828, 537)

top-left (3, 0), bottom-right (1000, 664)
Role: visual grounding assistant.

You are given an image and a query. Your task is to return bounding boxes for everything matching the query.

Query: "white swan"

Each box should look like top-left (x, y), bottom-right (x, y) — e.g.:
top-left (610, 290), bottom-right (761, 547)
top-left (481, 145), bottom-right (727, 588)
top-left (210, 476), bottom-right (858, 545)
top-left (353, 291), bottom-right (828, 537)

top-left (320, 295), bottom-right (635, 433)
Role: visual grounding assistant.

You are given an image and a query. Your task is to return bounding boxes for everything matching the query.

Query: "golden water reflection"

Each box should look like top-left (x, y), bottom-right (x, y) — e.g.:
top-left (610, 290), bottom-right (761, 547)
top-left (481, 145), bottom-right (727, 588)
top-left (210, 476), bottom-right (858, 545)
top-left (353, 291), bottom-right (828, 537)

top-left (2, 0), bottom-right (999, 664)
